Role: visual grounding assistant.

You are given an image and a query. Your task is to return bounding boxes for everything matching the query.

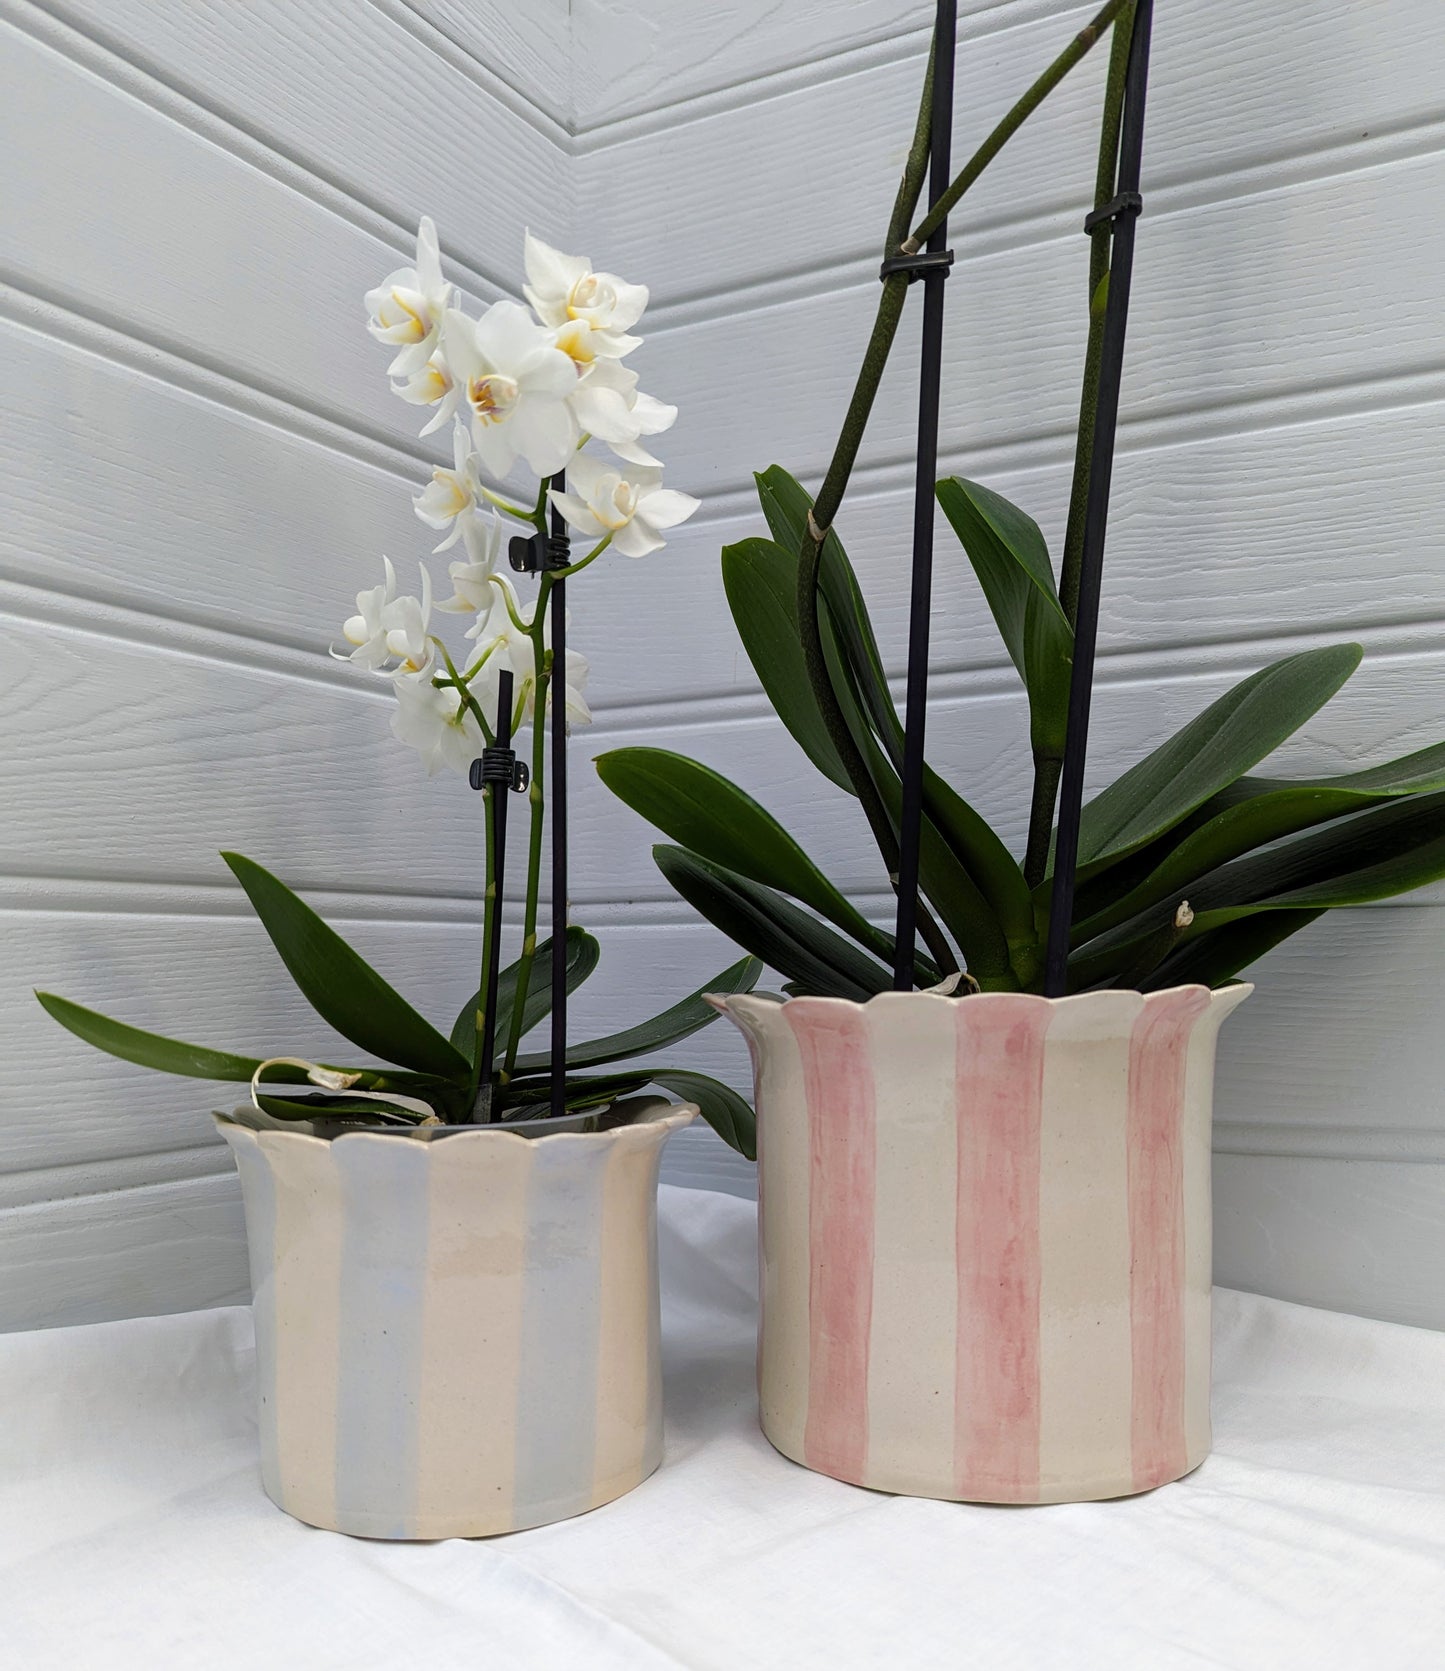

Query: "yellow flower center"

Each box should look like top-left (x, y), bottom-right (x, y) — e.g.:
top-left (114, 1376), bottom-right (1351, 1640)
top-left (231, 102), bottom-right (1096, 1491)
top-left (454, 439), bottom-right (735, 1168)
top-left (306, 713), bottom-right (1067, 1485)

top-left (468, 373), bottom-right (519, 424)
top-left (432, 469), bottom-right (471, 517)
top-left (566, 273), bottom-right (616, 323)
top-left (417, 361), bottom-right (451, 399)
top-left (553, 320), bottom-right (594, 366)
top-left (593, 479), bottom-right (638, 531)
top-left (384, 288), bottom-right (429, 343)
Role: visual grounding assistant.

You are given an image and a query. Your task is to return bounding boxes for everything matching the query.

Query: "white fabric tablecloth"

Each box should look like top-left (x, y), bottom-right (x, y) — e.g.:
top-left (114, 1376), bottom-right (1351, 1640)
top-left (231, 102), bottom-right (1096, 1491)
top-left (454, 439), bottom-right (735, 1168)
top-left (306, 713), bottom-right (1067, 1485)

top-left (2, 1186), bottom-right (1443, 1669)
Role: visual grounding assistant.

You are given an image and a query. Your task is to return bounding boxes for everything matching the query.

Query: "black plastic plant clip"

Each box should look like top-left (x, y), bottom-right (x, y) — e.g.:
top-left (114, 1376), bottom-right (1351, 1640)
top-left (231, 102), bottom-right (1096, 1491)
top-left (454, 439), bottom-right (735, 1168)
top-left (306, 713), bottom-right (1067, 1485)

top-left (879, 248), bottom-right (955, 284)
top-left (1083, 188), bottom-right (1143, 235)
top-left (469, 747), bottom-right (528, 794)
top-left (508, 531), bottom-right (572, 574)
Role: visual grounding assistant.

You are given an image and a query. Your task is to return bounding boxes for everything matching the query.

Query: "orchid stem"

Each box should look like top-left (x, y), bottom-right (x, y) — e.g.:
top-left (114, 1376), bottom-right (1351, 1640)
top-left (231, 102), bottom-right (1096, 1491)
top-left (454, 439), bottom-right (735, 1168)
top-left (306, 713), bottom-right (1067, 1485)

top-left (431, 639), bottom-right (493, 741)
top-left (479, 486), bottom-right (536, 521)
top-left (909, 0), bottom-right (1130, 249)
top-left (558, 533), bottom-right (610, 580)
top-left (1024, 0), bottom-right (1135, 888)
top-left (488, 573), bottom-right (532, 634)
top-left (500, 572), bottom-right (555, 1077)
top-left (795, 0), bottom-right (1127, 908)
top-left (470, 783), bottom-right (499, 1112)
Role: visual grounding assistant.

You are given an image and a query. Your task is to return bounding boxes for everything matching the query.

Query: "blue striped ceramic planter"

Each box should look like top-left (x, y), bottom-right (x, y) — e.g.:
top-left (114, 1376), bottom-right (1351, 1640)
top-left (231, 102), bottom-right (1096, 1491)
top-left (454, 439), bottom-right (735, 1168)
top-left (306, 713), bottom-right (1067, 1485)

top-left (216, 1099), bottom-right (695, 1539)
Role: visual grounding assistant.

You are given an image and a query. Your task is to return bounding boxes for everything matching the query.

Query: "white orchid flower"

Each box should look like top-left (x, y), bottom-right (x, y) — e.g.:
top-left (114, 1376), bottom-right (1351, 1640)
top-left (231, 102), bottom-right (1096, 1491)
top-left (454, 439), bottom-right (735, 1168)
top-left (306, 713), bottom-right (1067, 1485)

top-left (390, 670), bottom-right (483, 777)
top-left (552, 647), bottom-right (592, 727)
top-left (365, 217), bottom-right (454, 379)
top-left (557, 354), bottom-right (672, 462)
top-left (550, 454), bottom-right (699, 558)
top-left (463, 573), bottom-right (530, 651)
top-left (523, 232), bottom-right (646, 355)
top-left (462, 578), bottom-right (592, 731)
top-left (337, 558), bottom-right (434, 676)
top-left (436, 514), bottom-right (503, 614)
top-left (380, 563), bottom-right (434, 675)
top-left (413, 422), bottom-right (485, 551)
top-left (392, 351), bottom-right (461, 437)
top-left (441, 302), bottom-right (578, 479)
top-left (607, 389), bottom-right (679, 466)
top-left (338, 555), bottom-right (398, 672)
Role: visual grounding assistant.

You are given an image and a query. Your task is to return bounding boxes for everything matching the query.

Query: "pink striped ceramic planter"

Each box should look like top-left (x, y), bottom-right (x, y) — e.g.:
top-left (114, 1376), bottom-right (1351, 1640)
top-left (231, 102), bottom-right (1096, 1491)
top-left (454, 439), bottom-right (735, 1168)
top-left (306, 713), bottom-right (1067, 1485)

top-left (712, 985), bottom-right (1250, 1504)
top-left (216, 1098), bottom-right (694, 1538)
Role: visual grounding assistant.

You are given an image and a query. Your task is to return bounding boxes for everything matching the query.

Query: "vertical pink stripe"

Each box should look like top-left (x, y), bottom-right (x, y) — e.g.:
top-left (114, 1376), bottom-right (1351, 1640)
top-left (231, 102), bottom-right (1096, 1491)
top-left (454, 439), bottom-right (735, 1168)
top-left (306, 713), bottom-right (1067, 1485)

top-left (742, 1027), bottom-right (766, 1401)
top-left (954, 997), bottom-right (1050, 1499)
top-left (1128, 987), bottom-right (1211, 1490)
top-left (786, 1002), bottom-right (876, 1482)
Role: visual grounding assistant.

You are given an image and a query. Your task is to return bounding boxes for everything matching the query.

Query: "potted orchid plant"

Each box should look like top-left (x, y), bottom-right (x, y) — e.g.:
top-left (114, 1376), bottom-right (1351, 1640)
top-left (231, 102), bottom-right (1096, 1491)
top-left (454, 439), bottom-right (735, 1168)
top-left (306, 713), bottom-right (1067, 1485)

top-left (600, 0), bottom-right (1445, 1506)
top-left (36, 219), bottom-right (759, 1540)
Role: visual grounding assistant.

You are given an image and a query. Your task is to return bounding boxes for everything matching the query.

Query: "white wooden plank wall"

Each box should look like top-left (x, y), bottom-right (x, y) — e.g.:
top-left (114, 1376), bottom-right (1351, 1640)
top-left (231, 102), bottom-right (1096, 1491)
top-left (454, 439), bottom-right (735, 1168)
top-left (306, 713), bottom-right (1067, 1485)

top-left (4, 0), bottom-right (1445, 1332)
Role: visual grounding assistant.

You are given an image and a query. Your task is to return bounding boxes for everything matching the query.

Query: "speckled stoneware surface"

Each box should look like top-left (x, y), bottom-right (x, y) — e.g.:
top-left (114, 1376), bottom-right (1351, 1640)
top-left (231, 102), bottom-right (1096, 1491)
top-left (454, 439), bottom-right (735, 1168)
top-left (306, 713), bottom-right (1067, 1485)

top-left (217, 1097), bottom-right (695, 1538)
top-left (711, 986), bottom-right (1250, 1505)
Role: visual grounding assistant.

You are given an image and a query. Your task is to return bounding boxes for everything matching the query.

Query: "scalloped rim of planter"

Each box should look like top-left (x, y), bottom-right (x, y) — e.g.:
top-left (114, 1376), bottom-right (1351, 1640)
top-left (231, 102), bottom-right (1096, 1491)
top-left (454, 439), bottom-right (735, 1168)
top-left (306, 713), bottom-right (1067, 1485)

top-left (214, 1094), bottom-right (697, 1150)
top-left (706, 982), bottom-right (1253, 1024)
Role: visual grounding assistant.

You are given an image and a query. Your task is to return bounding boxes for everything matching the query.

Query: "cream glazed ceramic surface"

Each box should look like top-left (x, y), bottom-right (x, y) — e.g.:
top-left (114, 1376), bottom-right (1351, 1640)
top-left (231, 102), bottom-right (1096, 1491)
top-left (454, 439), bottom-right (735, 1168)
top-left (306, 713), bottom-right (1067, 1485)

top-left (712, 985), bottom-right (1251, 1505)
top-left (217, 1097), bottom-right (695, 1539)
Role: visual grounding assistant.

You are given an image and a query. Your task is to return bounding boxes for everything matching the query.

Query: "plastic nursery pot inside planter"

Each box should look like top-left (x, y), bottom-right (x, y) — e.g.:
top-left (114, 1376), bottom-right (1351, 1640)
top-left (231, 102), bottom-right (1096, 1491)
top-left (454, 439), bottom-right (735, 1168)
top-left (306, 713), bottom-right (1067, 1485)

top-left (216, 1095), bottom-right (695, 1539)
top-left (710, 986), bottom-right (1250, 1505)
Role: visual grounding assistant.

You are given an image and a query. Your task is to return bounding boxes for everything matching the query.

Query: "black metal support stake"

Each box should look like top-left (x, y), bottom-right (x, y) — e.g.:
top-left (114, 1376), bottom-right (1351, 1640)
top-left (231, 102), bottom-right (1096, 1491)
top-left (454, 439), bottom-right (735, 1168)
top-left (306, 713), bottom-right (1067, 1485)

top-left (893, 0), bottom-right (957, 990)
top-left (1043, 0), bottom-right (1154, 997)
top-left (547, 474), bottom-right (569, 1121)
top-left (472, 669), bottom-right (517, 1120)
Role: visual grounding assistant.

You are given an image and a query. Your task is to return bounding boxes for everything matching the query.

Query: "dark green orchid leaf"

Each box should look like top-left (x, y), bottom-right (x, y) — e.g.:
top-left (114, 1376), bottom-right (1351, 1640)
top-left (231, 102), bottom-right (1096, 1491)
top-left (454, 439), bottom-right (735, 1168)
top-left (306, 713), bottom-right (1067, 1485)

top-left (500, 1072), bottom-right (652, 1113)
top-left (596, 748), bottom-right (892, 962)
top-left (755, 466), bottom-right (897, 747)
top-left (936, 475), bottom-right (1073, 757)
top-left (1071, 643), bottom-right (1363, 872)
top-left (654, 845), bottom-right (893, 1000)
top-left (722, 537), bottom-right (852, 793)
top-left (36, 992), bottom-right (268, 1081)
top-left (1140, 909), bottom-right (1328, 992)
top-left (222, 852), bottom-right (471, 1081)
top-left (1072, 787), bottom-right (1382, 944)
top-left (1069, 788), bottom-right (1445, 987)
top-left (750, 467), bottom-right (1027, 981)
top-left (513, 954), bottom-right (761, 1076)
top-left (1206, 738), bottom-right (1445, 812)
top-left (819, 627), bottom-right (1011, 986)
top-left (919, 766), bottom-right (1038, 981)
top-left (450, 926), bottom-right (601, 1065)
top-left (645, 1068), bottom-right (757, 1161)
top-left (866, 738), bottom-right (1015, 986)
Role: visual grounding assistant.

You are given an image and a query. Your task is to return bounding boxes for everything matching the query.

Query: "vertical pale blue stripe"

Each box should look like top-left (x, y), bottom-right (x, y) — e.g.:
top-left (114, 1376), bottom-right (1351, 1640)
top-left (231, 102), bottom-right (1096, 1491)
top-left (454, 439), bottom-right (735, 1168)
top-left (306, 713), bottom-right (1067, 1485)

top-left (228, 1130), bottom-right (280, 1500)
top-left (513, 1139), bottom-right (606, 1525)
top-left (332, 1137), bottom-right (431, 1538)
